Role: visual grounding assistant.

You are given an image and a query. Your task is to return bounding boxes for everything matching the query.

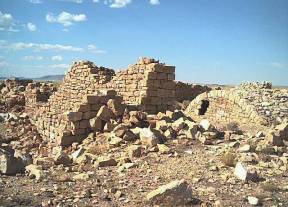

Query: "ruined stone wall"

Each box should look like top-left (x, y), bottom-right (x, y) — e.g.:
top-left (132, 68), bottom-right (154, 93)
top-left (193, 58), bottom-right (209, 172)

top-left (25, 82), bottom-right (57, 110)
top-left (185, 90), bottom-right (268, 127)
top-left (32, 58), bottom-right (177, 145)
top-left (33, 61), bottom-right (118, 145)
top-left (175, 81), bottom-right (211, 102)
top-left (185, 84), bottom-right (288, 128)
top-left (111, 58), bottom-right (176, 113)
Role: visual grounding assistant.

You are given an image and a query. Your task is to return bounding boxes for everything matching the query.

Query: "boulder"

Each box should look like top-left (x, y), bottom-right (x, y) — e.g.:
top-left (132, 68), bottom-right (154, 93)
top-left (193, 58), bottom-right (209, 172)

top-left (171, 117), bottom-right (187, 131)
top-left (107, 98), bottom-right (125, 116)
top-left (25, 164), bottom-right (44, 181)
top-left (89, 117), bottom-right (103, 131)
top-left (275, 123), bottom-right (288, 140)
top-left (97, 105), bottom-right (114, 122)
top-left (266, 131), bottom-right (284, 146)
top-left (248, 196), bottom-right (259, 206)
top-left (54, 152), bottom-right (72, 166)
top-left (122, 130), bottom-right (138, 141)
top-left (96, 156), bottom-right (117, 167)
top-left (0, 148), bottom-right (27, 175)
top-left (157, 144), bottom-right (171, 154)
top-left (199, 119), bottom-right (215, 131)
top-left (140, 128), bottom-right (161, 147)
top-left (234, 162), bottom-right (258, 182)
top-left (127, 145), bottom-right (142, 158)
top-left (164, 127), bottom-right (177, 139)
top-left (146, 179), bottom-right (192, 206)
top-left (112, 124), bottom-right (129, 138)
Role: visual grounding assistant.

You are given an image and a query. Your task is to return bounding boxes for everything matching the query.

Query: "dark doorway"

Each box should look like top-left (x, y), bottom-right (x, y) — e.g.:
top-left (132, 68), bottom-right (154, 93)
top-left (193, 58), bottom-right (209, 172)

top-left (198, 100), bottom-right (209, 115)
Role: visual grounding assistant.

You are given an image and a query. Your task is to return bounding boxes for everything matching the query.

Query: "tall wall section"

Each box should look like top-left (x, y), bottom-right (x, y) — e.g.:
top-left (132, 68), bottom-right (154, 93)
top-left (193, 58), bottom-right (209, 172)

top-left (32, 61), bottom-right (117, 145)
top-left (111, 58), bottom-right (176, 113)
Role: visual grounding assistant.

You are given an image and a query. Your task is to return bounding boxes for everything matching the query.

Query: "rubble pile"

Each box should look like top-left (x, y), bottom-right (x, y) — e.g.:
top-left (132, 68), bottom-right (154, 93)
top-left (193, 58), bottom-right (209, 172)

top-left (239, 81), bottom-right (272, 90)
top-left (0, 78), bottom-right (32, 112)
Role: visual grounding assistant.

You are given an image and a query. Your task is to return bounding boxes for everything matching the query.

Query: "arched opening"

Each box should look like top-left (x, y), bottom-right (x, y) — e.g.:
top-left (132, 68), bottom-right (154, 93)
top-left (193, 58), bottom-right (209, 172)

top-left (198, 100), bottom-right (209, 115)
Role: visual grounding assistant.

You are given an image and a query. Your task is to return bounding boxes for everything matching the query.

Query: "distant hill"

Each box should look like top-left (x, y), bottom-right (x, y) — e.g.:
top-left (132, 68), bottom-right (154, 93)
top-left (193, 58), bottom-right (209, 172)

top-left (34, 75), bottom-right (64, 81)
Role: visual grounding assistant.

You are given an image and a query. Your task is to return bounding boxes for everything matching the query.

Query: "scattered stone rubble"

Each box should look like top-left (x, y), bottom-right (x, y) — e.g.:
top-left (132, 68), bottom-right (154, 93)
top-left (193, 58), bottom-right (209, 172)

top-left (0, 59), bottom-right (287, 206)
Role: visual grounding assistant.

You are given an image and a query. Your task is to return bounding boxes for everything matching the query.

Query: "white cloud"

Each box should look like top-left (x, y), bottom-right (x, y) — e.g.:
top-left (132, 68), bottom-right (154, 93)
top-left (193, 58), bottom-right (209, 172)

top-left (29, 0), bottom-right (43, 4)
top-left (22, 55), bottom-right (43, 61)
top-left (0, 40), bottom-right (84, 52)
top-left (110, 0), bottom-right (131, 8)
top-left (149, 0), bottom-right (160, 5)
top-left (0, 60), bottom-right (9, 67)
top-left (46, 11), bottom-right (87, 27)
top-left (87, 44), bottom-right (106, 54)
top-left (0, 11), bottom-right (18, 32)
top-left (93, 0), bottom-right (100, 2)
top-left (59, 0), bottom-right (84, 3)
top-left (27, 22), bottom-right (37, 31)
top-left (51, 64), bottom-right (69, 69)
top-left (270, 62), bottom-right (287, 69)
top-left (51, 55), bottom-right (63, 61)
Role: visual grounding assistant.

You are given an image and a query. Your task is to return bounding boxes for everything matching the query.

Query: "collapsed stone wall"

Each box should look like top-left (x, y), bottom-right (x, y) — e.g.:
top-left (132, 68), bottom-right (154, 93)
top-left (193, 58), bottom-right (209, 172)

top-left (32, 61), bottom-right (117, 145)
top-left (239, 81), bottom-right (272, 90)
top-left (25, 82), bottom-right (57, 111)
top-left (185, 84), bottom-right (288, 128)
top-left (31, 58), bottom-right (177, 145)
top-left (175, 81), bottom-right (211, 102)
top-left (0, 78), bottom-right (32, 112)
top-left (111, 58), bottom-right (176, 113)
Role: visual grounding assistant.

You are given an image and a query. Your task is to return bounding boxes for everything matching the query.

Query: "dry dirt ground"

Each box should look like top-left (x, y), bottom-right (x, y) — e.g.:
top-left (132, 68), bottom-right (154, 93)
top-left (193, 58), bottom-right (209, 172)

top-left (0, 120), bottom-right (287, 207)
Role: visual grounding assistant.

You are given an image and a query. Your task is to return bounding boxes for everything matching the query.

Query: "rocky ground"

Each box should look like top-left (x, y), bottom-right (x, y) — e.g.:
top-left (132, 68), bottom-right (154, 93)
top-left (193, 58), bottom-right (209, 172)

top-left (0, 80), bottom-right (288, 207)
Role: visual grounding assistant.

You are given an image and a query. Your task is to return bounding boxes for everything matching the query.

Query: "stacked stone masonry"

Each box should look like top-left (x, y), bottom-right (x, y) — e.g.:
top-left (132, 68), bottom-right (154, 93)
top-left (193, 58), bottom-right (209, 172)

top-left (185, 82), bottom-right (288, 127)
top-left (32, 61), bottom-right (117, 145)
top-left (175, 81), bottom-right (211, 102)
top-left (111, 58), bottom-right (176, 113)
top-left (32, 58), bottom-right (176, 145)
top-left (25, 82), bottom-right (57, 111)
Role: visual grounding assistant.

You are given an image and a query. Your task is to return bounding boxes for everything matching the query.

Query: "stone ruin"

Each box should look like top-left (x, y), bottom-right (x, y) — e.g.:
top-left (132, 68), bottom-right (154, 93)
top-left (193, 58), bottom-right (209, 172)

top-left (25, 82), bottom-right (57, 111)
top-left (22, 57), bottom-right (287, 146)
top-left (175, 81), bottom-right (211, 102)
top-left (185, 82), bottom-right (288, 128)
top-left (28, 58), bottom-right (181, 146)
top-left (0, 78), bottom-right (33, 112)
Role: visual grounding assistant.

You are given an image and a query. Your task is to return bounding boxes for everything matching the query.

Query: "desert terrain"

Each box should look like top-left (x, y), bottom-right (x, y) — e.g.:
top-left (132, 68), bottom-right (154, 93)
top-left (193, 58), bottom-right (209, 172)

top-left (0, 58), bottom-right (287, 207)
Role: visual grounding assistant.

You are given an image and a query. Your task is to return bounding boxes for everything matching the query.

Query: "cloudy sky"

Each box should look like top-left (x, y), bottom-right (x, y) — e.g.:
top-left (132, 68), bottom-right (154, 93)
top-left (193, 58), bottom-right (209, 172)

top-left (0, 0), bottom-right (287, 85)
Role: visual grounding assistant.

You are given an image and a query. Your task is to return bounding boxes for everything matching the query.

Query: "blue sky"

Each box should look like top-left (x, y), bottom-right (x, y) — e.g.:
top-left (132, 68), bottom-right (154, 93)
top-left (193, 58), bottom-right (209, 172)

top-left (0, 0), bottom-right (287, 85)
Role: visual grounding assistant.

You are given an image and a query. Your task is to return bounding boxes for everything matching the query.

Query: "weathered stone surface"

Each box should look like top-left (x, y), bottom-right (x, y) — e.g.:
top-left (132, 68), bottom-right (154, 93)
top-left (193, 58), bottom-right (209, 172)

top-left (96, 156), bottom-right (117, 167)
top-left (25, 164), bottom-right (44, 181)
top-left (248, 196), bottom-right (259, 206)
top-left (157, 144), bottom-right (171, 154)
top-left (146, 179), bottom-right (192, 206)
top-left (54, 152), bottom-right (72, 166)
top-left (127, 145), bottom-right (142, 158)
top-left (185, 83), bottom-right (288, 128)
top-left (0, 149), bottom-right (26, 175)
top-left (89, 117), bottom-right (103, 131)
top-left (234, 162), bottom-right (258, 182)
top-left (140, 128), bottom-right (160, 147)
top-left (97, 106), bottom-right (114, 122)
